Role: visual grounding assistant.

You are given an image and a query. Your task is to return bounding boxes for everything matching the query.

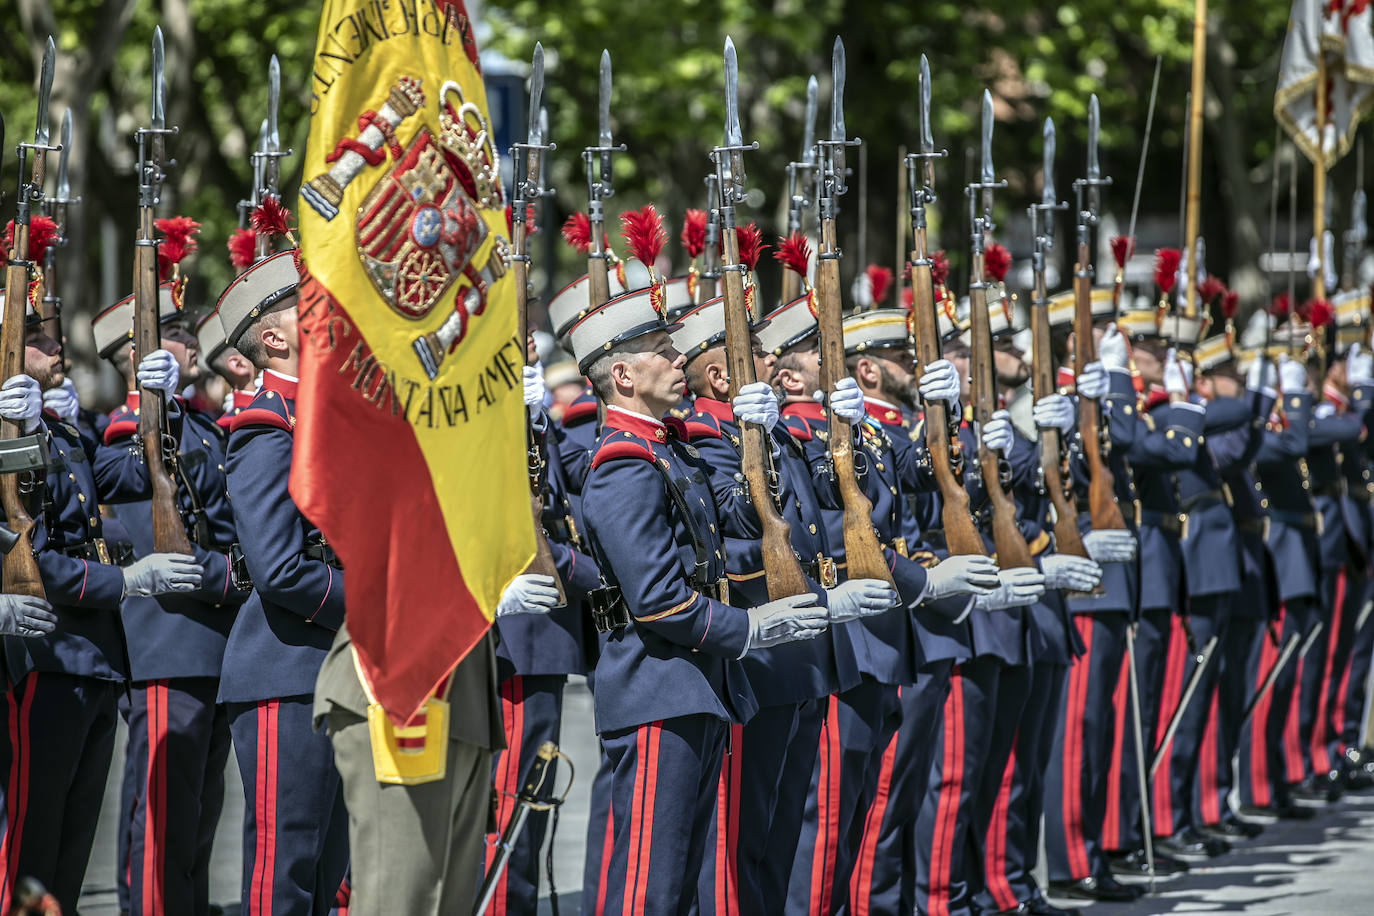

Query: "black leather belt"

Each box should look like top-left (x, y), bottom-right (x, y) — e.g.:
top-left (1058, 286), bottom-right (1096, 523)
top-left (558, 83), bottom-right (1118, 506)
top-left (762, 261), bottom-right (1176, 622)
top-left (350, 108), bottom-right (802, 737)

top-left (1312, 482), bottom-right (1346, 499)
top-left (1234, 516), bottom-right (1268, 537)
top-left (1138, 510), bottom-right (1184, 538)
top-left (588, 578), bottom-right (728, 634)
top-left (1179, 489), bottom-right (1225, 512)
top-left (62, 539), bottom-right (133, 566)
top-left (304, 540), bottom-right (342, 569)
top-left (1268, 509), bottom-right (1318, 530)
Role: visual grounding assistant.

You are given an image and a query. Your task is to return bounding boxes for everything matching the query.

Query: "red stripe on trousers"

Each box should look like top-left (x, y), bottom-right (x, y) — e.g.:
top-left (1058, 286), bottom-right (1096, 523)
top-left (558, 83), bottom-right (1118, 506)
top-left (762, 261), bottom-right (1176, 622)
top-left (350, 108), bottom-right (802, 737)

top-left (1102, 655), bottom-right (1130, 852)
top-left (489, 676), bottom-right (525, 916)
top-left (984, 735), bottom-right (1019, 912)
top-left (143, 681), bottom-right (169, 916)
top-left (1333, 636), bottom-right (1355, 757)
top-left (623, 724), bottom-right (649, 915)
top-left (850, 718), bottom-right (898, 916)
top-left (1310, 569), bottom-right (1346, 775)
top-left (1283, 656), bottom-right (1306, 784)
top-left (713, 724), bottom-right (742, 916)
top-left (1249, 616), bottom-right (1281, 808)
top-left (1199, 690), bottom-right (1220, 825)
top-left (1152, 616), bottom-right (1188, 837)
top-left (594, 792), bottom-right (614, 916)
top-left (808, 697), bottom-right (841, 916)
top-left (252, 700), bottom-right (279, 916)
top-left (632, 723), bottom-right (661, 914)
top-left (1061, 618), bottom-right (1093, 879)
top-left (930, 669), bottom-right (966, 916)
top-left (0, 675), bottom-right (35, 915)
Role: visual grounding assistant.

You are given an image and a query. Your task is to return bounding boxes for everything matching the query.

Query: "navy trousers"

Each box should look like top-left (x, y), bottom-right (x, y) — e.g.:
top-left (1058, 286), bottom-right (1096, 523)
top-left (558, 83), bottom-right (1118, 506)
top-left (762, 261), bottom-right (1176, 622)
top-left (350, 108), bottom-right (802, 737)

top-left (581, 741), bottom-right (615, 916)
top-left (126, 678), bottom-right (230, 916)
top-left (756, 698), bottom-right (826, 910)
top-left (117, 689), bottom-right (136, 913)
top-left (228, 696), bottom-right (349, 916)
top-left (981, 660), bottom-right (1067, 912)
top-left (1045, 613), bottom-right (1128, 881)
top-left (1195, 615), bottom-right (1261, 825)
top-left (1340, 578), bottom-right (1374, 754)
top-left (601, 715), bottom-right (726, 916)
top-left (1295, 568), bottom-right (1343, 780)
top-left (786, 678), bottom-right (901, 916)
top-left (1319, 567), bottom-right (1365, 769)
top-left (1105, 608), bottom-right (1169, 851)
top-left (848, 664), bottom-right (952, 916)
top-left (0, 672), bottom-right (118, 914)
top-left (484, 674), bottom-right (566, 916)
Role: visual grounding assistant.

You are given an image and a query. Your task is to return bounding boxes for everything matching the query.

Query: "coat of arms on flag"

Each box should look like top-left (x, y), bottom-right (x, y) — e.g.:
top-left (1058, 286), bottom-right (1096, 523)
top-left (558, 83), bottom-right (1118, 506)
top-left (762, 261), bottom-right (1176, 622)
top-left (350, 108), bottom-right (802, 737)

top-left (292, 0), bottom-right (533, 725)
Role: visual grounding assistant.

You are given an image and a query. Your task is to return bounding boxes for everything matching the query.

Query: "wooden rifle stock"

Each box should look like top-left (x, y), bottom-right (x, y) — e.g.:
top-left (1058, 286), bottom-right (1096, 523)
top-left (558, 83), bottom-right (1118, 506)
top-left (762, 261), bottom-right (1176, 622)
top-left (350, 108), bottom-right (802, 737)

top-left (1072, 242), bottom-right (1127, 531)
top-left (1, 224), bottom-right (46, 599)
top-left (1030, 291), bottom-right (1090, 560)
top-left (720, 226), bottom-right (809, 600)
top-left (968, 269), bottom-right (1033, 569)
top-left (817, 219), bottom-right (894, 586)
top-left (513, 147), bottom-right (567, 605)
top-left (779, 267), bottom-right (801, 308)
top-left (133, 206), bottom-right (193, 556)
top-left (910, 259), bottom-right (985, 558)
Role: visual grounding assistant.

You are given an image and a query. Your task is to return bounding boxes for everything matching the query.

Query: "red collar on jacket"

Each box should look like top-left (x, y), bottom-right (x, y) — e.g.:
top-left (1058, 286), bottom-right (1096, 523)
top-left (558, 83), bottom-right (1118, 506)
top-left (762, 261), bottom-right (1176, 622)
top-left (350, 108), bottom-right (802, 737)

top-left (781, 399), bottom-right (825, 422)
top-left (693, 396), bottom-right (734, 424)
top-left (602, 406), bottom-right (688, 443)
top-left (864, 398), bottom-right (905, 426)
top-left (262, 370), bottom-right (298, 400)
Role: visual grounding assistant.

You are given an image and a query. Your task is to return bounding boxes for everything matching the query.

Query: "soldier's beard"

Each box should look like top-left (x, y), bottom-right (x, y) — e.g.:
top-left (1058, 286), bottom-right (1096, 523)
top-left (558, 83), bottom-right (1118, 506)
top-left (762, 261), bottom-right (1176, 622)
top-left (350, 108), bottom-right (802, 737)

top-left (877, 364), bottom-right (919, 411)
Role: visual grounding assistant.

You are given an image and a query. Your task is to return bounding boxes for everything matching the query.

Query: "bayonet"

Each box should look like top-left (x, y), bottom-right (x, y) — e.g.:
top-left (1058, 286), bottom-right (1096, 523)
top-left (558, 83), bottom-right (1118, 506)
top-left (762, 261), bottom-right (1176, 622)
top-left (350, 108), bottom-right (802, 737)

top-left (979, 90), bottom-right (996, 229)
top-left (785, 76), bottom-right (820, 237)
top-left (918, 55), bottom-right (936, 189)
top-left (1042, 116), bottom-right (1058, 241)
top-left (263, 54), bottom-right (282, 194)
top-left (1086, 93), bottom-right (1101, 216)
top-left (803, 76), bottom-right (819, 166)
top-left (723, 37), bottom-right (747, 198)
top-left (528, 44), bottom-right (544, 146)
top-left (35, 37), bottom-right (54, 149)
top-left (583, 49), bottom-right (625, 309)
top-left (151, 29), bottom-right (165, 129)
top-left (905, 54), bottom-right (947, 261)
top-left (55, 110), bottom-right (72, 203)
top-left (596, 50), bottom-right (615, 193)
top-left (828, 37), bottom-right (850, 196)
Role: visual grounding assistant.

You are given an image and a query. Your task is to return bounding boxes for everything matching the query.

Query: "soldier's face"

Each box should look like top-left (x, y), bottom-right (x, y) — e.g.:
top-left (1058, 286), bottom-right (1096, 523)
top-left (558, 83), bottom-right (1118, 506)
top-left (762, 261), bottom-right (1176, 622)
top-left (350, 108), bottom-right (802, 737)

top-left (947, 348), bottom-right (972, 399)
top-left (1133, 346), bottom-right (1163, 385)
top-left (23, 329), bottom-right (63, 389)
top-left (771, 348), bottom-right (820, 398)
top-left (993, 345), bottom-right (1029, 387)
top-left (161, 326), bottom-right (202, 384)
top-left (870, 347), bottom-right (918, 409)
top-left (624, 331), bottom-right (686, 414)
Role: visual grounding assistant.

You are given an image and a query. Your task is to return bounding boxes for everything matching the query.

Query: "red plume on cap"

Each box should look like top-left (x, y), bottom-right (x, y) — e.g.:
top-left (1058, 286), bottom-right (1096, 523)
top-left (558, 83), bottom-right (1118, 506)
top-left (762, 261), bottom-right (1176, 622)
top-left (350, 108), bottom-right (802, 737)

top-left (735, 222), bottom-right (769, 272)
top-left (504, 203), bottom-right (538, 238)
top-left (1269, 291), bottom-right (1291, 318)
top-left (1299, 296), bottom-right (1334, 329)
top-left (866, 264), bottom-right (893, 304)
top-left (227, 228), bottom-right (256, 271)
top-left (1220, 288), bottom-right (1240, 319)
top-left (561, 212), bottom-right (593, 253)
top-left (901, 286), bottom-right (915, 310)
top-left (983, 242), bottom-right (1011, 282)
top-left (154, 216), bottom-right (201, 282)
top-left (250, 197), bottom-right (295, 244)
top-left (619, 204), bottom-right (668, 270)
top-left (2, 216), bottom-right (58, 262)
top-left (1153, 248), bottom-right (1181, 293)
top-left (681, 209), bottom-right (707, 259)
top-left (1110, 235), bottom-right (1133, 269)
top-left (931, 249), bottom-right (950, 287)
top-left (774, 231), bottom-right (812, 278)
top-left (1197, 274), bottom-right (1227, 306)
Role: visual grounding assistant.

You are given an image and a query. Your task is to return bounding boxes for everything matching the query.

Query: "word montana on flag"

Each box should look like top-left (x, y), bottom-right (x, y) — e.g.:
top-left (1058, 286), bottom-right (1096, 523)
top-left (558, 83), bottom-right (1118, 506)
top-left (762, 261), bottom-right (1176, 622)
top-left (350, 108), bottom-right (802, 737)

top-left (292, 0), bottom-right (532, 725)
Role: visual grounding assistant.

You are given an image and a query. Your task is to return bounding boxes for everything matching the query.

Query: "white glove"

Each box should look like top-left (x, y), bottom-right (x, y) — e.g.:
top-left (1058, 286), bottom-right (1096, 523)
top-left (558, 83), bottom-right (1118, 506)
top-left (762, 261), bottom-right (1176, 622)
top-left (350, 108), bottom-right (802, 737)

top-left (122, 553), bottom-right (203, 597)
top-left (973, 567), bottom-right (1046, 610)
top-left (733, 381), bottom-right (779, 433)
top-left (1033, 394), bottom-right (1075, 434)
top-left (825, 578), bottom-right (899, 622)
top-left (1314, 402), bottom-right (1336, 419)
top-left (522, 364), bottom-right (547, 410)
top-left (1349, 343), bottom-right (1374, 387)
top-left (136, 350), bottom-right (180, 394)
top-left (1098, 324), bottom-right (1129, 372)
top-left (918, 359), bottom-right (961, 409)
top-left (744, 593), bottom-right (829, 654)
top-left (1163, 348), bottom-right (1189, 395)
top-left (0, 595), bottom-right (56, 638)
top-left (1041, 554), bottom-right (1104, 591)
top-left (42, 379), bottom-right (79, 424)
top-left (816, 376), bottom-right (865, 424)
top-left (0, 375), bottom-right (41, 433)
top-left (1083, 529), bottom-right (1137, 563)
top-left (1246, 357), bottom-right (1277, 393)
top-left (922, 554), bottom-right (1000, 601)
top-left (980, 409), bottom-right (1014, 455)
top-left (1278, 354), bottom-right (1307, 394)
top-left (496, 573), bottom-right (560, 617)
top-left (1075, 361), bottom-right (1109, 400)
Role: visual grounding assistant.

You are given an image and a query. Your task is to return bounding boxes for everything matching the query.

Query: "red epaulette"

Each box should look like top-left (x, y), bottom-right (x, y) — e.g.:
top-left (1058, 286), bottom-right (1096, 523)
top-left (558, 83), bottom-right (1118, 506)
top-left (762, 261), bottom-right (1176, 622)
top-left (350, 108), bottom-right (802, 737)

top-left (591, 434), bottom-right (656, 469)
top-left (684, 413), bottom-right (722, 441)
top-left (230, 406), bottom-right (293, 434)
top-left (216, 414), bottom-right (235, 431)
top-left (781, 417), bottom-right (813, 441)
top-left (561, 398), bottom-right (598, 426)
top-left (103, 406), bottom-right (138, 445)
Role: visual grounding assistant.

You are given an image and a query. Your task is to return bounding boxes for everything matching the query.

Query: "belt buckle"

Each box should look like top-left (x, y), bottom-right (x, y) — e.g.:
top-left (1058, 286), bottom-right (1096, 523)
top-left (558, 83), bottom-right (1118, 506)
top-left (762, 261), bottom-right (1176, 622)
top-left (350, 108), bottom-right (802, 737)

top-left (1178, 513), bottom-right (1189, 541)
top-left (1134, 499), bottom-right (1143, 527)
top-left (94, 538), bottom-right (111, 565)
top-left (1316, 512), bottom-right (1325, 536)
top-left (892, 536), bottom-right (909, 559)
top-left (818, 555), bottom-right (838, 589)
top-left (717, 578), bottom-right (729, 606)
top-left (1262, 516), bottom-right (1271, 542)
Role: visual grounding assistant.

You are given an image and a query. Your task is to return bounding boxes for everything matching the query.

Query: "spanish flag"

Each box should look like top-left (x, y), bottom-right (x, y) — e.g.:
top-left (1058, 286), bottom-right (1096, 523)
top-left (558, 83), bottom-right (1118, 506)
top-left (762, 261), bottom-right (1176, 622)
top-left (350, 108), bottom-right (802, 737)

top-left (292, 0), bottom-right (532, 724)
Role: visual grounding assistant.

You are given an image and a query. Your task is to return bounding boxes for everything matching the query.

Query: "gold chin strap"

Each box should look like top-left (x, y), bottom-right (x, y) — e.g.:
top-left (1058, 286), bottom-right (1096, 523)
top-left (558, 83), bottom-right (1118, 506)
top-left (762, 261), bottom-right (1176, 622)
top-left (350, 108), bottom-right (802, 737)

top-left (353, 646), bottom-right (451, 785)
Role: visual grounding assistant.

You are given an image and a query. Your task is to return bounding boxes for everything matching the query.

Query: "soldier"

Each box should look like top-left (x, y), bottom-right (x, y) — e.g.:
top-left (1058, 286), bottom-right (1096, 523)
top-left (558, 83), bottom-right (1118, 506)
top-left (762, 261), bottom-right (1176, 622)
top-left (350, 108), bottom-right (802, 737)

top-left (0, 293), bottom-right (201, 914)
top-left (213, 250), bottom-right (350, 915)
top-left (566, 282), bottom-right (832, 914)
top-left (90, 275), bottom-right (251, 916)
top-left (196, 308), bottom-right (258, 429)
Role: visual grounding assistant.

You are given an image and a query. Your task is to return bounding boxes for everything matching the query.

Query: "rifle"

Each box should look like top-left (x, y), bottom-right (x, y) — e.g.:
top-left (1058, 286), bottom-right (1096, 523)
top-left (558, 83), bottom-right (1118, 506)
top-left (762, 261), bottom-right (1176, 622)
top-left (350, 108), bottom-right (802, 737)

top-left (815, 38), bottom-right (893, 587)
top-left (1029, 117), bottom-right (1090, 563)
top-left (511, 45), bottom-right (566, 607)
top-left (697, 174), bottom-right (721, 305)
top-left (583, 50), bottom-right (625, 312)
top-left (0, 38), bottom-right (59, 599)
top-left (1343, 140), bottom-right (1365, 294)
top-left (41, 109), bottom-right (76, 361)
top-left (715, 39), bottom-right (809, 600)
top-left (134, 29), bottom-right (193, 556)
top-left (781, 75), bottom-right (819, 307)
top-left (253, 55), bottom-right (292, 260)
top-left (966, 91), bottom-right (1031, 569)
top-left (905, 56), bottom-right (983, 558)
top-left (1071, 95), bottom-right (1127, 532)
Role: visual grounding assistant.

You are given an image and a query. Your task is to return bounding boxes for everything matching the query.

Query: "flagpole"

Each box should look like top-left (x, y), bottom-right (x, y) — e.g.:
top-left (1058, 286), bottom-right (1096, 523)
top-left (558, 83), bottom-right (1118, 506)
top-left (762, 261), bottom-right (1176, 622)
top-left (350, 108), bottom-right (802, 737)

top-left (1314, 50), bottom-right (1329, 299)
top-left (1184, 0), bottom-right (1207, 317)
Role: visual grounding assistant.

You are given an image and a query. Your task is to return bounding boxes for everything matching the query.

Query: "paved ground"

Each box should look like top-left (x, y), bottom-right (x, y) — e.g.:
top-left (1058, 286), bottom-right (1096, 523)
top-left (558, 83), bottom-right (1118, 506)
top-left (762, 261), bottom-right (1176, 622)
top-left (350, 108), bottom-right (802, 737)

top-left (78, 678), bottom-right (1374, 914)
